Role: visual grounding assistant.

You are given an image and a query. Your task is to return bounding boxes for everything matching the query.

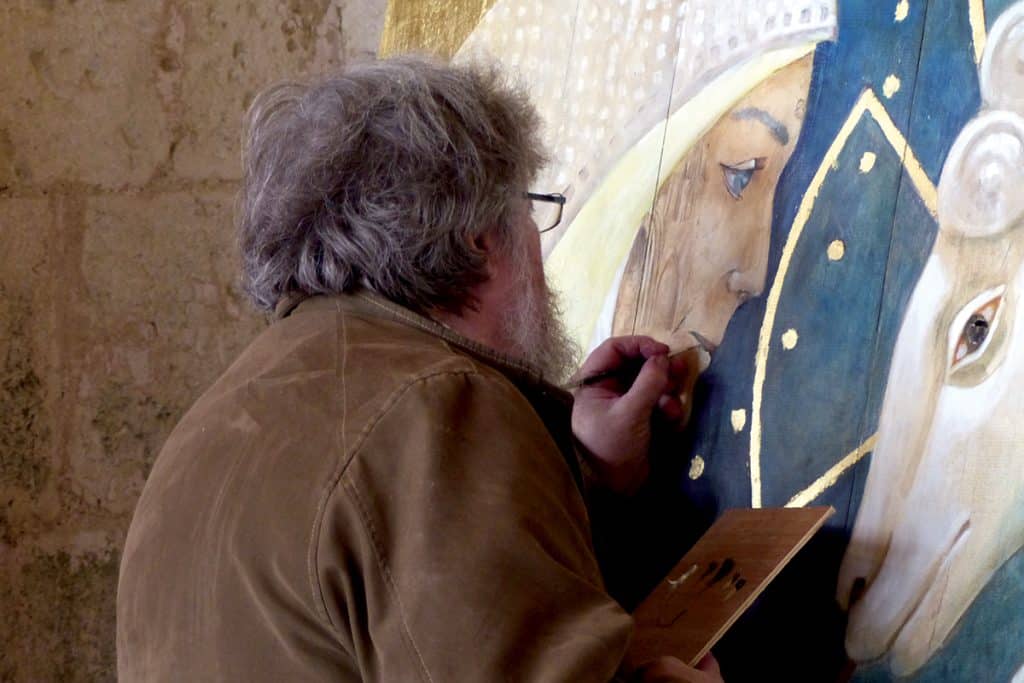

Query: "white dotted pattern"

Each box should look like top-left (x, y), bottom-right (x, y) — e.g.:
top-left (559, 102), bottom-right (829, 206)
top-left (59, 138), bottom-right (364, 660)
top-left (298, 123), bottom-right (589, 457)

top-left (456, 0), bottom-right (837, 244)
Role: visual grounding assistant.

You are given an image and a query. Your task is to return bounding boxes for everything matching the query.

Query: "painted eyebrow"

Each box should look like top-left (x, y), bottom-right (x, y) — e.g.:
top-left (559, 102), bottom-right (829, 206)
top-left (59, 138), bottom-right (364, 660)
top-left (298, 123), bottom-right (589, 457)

top-left (731, 107), bottom-right (790, 146)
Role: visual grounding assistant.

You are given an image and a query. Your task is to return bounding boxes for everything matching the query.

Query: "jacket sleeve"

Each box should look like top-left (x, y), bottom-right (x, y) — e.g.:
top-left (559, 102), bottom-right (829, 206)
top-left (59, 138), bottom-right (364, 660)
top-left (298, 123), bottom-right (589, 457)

top-left (314, 366), bottom-right (634, 682)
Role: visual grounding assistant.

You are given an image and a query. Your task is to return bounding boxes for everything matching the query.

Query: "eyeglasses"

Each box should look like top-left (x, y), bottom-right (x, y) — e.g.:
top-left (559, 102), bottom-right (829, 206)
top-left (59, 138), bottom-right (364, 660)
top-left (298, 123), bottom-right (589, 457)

top-left (525, 191), bottom-right (567, 234)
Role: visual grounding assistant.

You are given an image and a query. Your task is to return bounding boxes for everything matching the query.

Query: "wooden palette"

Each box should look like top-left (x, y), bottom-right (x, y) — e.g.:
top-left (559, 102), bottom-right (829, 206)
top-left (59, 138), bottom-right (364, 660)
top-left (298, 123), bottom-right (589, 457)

top-left (626, 506), bottom-right (834, 669)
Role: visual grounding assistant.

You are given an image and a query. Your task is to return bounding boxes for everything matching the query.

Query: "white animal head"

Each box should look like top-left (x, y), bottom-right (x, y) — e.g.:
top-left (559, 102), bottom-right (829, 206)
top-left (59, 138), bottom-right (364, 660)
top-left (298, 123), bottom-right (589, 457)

top-left (836, 5), bottom-right (1024, 675)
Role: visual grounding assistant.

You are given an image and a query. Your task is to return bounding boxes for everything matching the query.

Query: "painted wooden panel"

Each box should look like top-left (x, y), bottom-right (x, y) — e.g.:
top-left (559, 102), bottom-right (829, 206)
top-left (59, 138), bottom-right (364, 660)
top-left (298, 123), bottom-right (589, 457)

top-left (379, 1), bottom-right (1024, 680)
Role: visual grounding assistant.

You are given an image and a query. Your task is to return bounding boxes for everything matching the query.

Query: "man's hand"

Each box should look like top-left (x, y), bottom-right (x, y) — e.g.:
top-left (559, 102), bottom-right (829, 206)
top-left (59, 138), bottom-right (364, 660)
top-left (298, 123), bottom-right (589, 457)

top-left (633, 654), bottom-right (724, 682)
top-left (571, 336), bottom-right (689, 495)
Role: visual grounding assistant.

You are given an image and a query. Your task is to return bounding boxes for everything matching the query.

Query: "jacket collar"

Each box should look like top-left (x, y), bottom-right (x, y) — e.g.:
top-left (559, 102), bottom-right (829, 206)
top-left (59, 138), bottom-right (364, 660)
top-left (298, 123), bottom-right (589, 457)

top-left (274, 290), bottom-right (574, 405)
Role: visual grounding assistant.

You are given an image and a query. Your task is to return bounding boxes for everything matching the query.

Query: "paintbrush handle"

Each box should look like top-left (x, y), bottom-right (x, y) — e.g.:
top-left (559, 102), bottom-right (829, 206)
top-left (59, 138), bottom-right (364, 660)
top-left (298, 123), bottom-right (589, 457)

top-left (566, 349), bottom-right (691, 390)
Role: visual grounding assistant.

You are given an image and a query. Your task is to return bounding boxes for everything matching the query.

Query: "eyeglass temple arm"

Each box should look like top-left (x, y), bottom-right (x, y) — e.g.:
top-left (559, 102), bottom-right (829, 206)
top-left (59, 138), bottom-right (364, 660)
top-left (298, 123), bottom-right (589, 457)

top-left (525, 191), bottom-right (567, 206)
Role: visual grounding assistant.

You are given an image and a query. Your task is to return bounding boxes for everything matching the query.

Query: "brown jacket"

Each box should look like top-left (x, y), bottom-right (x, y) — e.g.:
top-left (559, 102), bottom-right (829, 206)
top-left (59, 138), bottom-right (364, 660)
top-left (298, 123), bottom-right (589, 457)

top-left (117, 292), bottom-right (633, 682)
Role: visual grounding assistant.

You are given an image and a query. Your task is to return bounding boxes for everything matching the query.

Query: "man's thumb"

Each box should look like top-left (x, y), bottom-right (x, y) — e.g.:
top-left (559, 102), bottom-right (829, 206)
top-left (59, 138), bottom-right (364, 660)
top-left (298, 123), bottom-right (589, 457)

top-left (619, 354), bottom-right (669, 416)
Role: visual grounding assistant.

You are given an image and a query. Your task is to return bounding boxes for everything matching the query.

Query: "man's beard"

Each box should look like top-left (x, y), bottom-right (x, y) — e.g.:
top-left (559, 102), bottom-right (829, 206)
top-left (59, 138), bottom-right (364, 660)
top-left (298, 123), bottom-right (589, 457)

top-left (501, 259), bottom-right (580, 384)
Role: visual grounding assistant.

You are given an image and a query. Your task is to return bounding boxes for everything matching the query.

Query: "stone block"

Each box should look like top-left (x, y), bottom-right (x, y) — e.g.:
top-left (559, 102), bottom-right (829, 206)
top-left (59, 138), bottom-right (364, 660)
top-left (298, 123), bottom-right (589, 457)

top-left (0, 2), bottom-right (389, 681)
top-left (0, 1), bottom-right (172, 189)
top-left (0, 543), bottom-right (119, 682)
top-left (64, 191), bottom-right (264, 516)
top-left (171, 0), bottom-right (386, 181)
top-left (0, 198), bottom-right (59, 547)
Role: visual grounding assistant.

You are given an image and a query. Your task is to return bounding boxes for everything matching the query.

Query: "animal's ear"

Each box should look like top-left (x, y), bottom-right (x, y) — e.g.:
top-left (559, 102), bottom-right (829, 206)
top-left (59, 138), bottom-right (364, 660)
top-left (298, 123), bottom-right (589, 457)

top-left (981, 3), bottom-right (1024, 113)
top-left (937, 110), bottom-right (1024, 237)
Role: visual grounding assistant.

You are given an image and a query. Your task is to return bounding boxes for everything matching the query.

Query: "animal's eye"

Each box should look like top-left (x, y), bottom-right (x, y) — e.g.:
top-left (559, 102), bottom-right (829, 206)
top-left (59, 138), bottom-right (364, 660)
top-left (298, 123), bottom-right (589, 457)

top-left (951, 288), bottom-right (1004, 370)
top-left (958, 314), bottom-right (990, 357)
top-left (720, 157), bottom-right (766, 200)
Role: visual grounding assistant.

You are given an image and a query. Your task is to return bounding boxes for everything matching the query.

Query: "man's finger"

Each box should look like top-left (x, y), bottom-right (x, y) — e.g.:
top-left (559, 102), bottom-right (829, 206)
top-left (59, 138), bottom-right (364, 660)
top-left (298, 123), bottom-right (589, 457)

top-left (634, 336), bottom-right (671, 358)
top-left (616, 354), bottom-right (669, 417)
top-left (665, 352), bottom-right (693, 393)
top-left (696, 653), bottom-right (721, 677)
top-left (657, 394), bottom-right (684, 423)
top-left (635, 656), bottom-right (724, 683)
top-left (581, 336), bottom-right (669, 376)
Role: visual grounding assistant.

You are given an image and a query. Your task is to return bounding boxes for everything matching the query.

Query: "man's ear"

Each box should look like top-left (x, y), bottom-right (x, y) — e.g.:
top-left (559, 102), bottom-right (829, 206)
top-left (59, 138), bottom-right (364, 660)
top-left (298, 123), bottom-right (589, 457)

top-left (470, 228), bottom-right (499, 256)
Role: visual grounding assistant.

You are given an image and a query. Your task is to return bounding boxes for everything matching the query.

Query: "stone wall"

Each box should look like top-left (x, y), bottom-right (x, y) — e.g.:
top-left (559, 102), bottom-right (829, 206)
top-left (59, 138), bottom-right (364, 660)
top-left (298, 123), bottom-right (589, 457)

top-left (0, 2), bottom-right (385, 680)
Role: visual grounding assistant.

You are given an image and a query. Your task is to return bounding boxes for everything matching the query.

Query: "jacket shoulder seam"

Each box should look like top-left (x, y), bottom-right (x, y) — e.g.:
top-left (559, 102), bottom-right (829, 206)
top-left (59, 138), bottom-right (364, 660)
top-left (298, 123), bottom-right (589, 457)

top-left (307, 365), bottom-right (484, 678)
top-left (341, 476), bottom-right (436, 683)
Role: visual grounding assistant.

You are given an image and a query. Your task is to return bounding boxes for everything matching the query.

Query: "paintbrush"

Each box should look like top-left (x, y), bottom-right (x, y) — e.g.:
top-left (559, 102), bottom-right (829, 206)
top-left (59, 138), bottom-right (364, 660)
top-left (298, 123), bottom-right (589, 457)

top-left (565, 331), bottom-right (716, 390)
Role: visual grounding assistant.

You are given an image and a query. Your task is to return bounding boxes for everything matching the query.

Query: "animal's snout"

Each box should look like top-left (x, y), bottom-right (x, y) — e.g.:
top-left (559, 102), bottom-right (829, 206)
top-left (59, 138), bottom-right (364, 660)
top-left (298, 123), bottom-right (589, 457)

top-left (848, 576), bottom-right (868, 608)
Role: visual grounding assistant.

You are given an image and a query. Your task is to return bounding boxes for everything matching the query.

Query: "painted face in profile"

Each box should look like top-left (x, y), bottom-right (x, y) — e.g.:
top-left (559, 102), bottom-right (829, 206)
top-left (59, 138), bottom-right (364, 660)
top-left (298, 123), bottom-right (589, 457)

top-left (610, 55), bottom-right (813, 418)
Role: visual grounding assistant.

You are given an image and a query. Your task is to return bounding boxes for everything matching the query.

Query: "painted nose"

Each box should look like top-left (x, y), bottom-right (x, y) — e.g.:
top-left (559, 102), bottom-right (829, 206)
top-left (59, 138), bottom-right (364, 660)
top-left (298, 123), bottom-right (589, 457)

top-left (727, 268), bottom-right (763, 302)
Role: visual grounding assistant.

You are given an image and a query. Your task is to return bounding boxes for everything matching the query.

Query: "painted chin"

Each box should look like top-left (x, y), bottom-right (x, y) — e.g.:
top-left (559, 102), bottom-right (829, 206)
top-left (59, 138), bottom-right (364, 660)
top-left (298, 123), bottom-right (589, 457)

top-left (889, 522), bottom-right (974, 674)
top-left (846, 516), bottom-right (971, 669)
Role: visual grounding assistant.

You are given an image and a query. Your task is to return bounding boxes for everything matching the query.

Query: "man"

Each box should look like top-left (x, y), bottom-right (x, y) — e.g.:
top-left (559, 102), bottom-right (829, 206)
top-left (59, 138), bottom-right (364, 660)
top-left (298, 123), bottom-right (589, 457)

top-left (116, 56), bottom-right (722, 682)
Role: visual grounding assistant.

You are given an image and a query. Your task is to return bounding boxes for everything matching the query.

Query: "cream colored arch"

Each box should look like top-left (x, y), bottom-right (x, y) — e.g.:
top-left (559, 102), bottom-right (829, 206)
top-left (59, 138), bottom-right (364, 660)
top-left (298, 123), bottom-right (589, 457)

top-left (382, 0), bottom-right (838, 351)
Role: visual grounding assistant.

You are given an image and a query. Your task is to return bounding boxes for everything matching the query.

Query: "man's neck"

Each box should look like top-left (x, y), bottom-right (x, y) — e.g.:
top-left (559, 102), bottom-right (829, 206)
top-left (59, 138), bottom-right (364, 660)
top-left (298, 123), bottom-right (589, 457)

top-left (431, 298), bottom-right (507, 356)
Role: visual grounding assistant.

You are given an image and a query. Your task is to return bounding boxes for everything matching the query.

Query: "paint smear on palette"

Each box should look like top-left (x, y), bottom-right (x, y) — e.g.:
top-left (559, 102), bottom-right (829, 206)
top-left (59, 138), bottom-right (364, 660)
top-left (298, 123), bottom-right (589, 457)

top-left (721, 574), bottom-right (748, 602)
top-left (658, 557), bottom-right (741, 626)
top-left (669, 563), bottom-right (700, 589)
top-left (707, 558), bottom-right (737, 587)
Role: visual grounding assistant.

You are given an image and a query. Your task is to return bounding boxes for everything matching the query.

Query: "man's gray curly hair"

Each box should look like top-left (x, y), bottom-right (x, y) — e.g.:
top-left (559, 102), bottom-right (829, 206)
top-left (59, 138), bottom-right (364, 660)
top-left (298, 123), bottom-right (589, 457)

top-left (237, 55), bottom-right (548, 315)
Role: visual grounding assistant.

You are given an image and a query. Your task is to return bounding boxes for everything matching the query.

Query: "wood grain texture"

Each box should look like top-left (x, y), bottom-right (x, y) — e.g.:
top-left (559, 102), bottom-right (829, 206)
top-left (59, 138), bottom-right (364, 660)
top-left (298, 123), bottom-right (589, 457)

top-left (626, 506), bottom-right (833, 669)
top-left (608, 55), bottom-right (812, 429)
top-left (614, 55), bottom-right (814, 353)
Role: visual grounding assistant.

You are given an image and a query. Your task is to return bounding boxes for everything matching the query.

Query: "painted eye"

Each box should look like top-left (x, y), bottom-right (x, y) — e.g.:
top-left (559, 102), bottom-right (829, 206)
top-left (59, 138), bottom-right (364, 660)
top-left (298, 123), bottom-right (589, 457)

top-left (959, 315), bottom-right (990, 355)
top-left (721, 158), bottom-right (767, 200)
top-left (950, 288), bottom-right (1005, 370)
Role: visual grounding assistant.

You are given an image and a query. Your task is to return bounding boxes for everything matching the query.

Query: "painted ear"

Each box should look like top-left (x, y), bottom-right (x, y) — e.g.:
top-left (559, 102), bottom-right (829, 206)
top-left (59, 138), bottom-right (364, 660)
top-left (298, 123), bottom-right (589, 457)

top-left (980, 3), bottom-right (1024, 113)
top-left (937, 110), bottom-right (1024, 237)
